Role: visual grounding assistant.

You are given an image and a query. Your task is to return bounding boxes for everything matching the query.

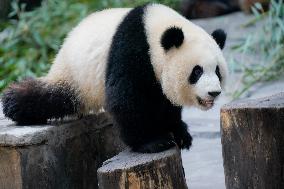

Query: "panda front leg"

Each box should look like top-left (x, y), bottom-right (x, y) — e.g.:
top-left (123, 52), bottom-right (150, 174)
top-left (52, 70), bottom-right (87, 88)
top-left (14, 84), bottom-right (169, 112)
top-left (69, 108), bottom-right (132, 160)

top-left (172, 121), bottom-right (192, 150)
top-left (112, 111), bottom-right (177, 153)
top-left (109, 105), bottom-right (192, 153)
top-left (124, 118), bottom-right (192, 152)
top-left (163, 105), bottom-right (192, 150)
top-left (106, 86), bottom-right (178, 152)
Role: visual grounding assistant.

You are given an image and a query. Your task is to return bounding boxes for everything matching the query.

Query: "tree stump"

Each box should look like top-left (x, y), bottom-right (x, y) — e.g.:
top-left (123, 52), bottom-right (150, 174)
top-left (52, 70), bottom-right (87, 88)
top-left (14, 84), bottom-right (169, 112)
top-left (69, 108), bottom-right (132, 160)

top-left (221, 92), bottom-right (284, 189)
top-left (97, 147), bottom-right (188, 189)
top-left (0, 105), bottom-right (125, 189)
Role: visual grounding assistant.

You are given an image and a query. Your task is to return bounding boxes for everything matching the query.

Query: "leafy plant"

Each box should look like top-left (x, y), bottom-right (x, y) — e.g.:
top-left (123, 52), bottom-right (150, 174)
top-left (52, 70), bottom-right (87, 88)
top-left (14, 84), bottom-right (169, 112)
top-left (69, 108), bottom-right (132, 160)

top-left (232, 0), bottom-right (284, 98)
top-left (0, 0), bottom-right (90, 91)
top-left (0, 0), bottom-right (181, 92)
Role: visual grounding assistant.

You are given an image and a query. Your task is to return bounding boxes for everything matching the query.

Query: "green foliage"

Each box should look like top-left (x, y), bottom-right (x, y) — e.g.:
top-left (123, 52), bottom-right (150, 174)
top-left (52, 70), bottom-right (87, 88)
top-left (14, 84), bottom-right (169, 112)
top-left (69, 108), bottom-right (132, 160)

top-left (232, 0), bottom-right (284, 98)
top-left (0, 0), bottom-right (89, 91)
top-left (0, 0), bottom-right (181, 91)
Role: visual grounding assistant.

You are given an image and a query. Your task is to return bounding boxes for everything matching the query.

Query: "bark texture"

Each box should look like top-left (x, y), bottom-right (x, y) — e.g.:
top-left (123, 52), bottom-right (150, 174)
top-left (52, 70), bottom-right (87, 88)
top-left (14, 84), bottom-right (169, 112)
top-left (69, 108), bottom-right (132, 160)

top-left (0, 112), bottom-right (125, 189)
top-left (221, 92), bottom-right (284, 189)
top-left (97, 148), bottom-right (188, 189)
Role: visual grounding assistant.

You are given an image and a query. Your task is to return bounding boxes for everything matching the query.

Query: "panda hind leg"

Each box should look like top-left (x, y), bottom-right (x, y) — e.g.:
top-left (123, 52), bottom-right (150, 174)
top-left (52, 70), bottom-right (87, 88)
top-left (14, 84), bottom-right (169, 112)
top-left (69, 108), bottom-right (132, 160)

top-left (1, 78), bottom-right (81, 125)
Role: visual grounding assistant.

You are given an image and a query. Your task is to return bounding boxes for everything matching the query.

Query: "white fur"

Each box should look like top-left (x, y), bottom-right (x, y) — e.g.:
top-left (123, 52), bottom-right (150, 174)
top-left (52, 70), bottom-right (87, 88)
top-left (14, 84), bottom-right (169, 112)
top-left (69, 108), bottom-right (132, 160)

top-left (45, 4), bottom-right (228, 113)
top-left (46, 8), bottom-right (131, 113)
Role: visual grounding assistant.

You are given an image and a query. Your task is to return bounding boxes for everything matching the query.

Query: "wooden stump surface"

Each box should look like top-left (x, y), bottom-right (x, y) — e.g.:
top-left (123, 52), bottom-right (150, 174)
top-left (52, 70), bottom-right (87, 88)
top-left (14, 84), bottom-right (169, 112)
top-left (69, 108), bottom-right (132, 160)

top-left (97, 147), bottom-right (188, 189)
top-left (221, 92), bottom-right (284, 189)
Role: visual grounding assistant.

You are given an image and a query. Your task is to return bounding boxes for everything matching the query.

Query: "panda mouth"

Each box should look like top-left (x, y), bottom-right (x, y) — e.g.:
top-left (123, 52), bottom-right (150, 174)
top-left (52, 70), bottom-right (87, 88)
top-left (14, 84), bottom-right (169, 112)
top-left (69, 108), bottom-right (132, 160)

top-left (197, 96), bottom-right (214, 108)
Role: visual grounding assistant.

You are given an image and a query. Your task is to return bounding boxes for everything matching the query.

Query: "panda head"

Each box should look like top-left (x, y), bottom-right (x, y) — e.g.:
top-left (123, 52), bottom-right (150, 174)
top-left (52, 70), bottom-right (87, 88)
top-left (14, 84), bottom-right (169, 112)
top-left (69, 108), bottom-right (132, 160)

top-left (158, 26), bottom-right (227, 110)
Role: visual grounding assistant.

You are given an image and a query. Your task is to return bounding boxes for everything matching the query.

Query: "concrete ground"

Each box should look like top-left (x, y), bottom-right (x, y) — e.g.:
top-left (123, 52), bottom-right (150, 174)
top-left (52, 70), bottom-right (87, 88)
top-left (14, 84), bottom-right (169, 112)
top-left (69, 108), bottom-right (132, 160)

top-left (181, 12), bottom-right (284, 189)
top-left (182, 95), bottom-right (229, 189)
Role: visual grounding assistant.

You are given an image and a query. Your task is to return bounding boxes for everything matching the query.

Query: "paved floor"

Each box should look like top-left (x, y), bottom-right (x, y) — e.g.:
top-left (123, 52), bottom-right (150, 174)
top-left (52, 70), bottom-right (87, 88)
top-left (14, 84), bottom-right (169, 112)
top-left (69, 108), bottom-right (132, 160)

top-left (182, 96), bottom-right (228, 188)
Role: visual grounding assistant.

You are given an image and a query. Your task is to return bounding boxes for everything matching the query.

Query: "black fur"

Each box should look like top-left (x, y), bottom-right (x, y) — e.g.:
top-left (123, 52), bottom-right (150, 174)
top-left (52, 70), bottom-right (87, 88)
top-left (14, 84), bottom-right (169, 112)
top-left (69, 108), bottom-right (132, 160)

top-left (106, 5), bottom-right (192, 153)
top-left (161, 27), bottom-right (184, 51)
top-left (215, 65), bottom-right (222, 82)
top-left (189, 65), bottom-right (203, 84)
top-left (1, 78), bottom-right (80, 125)
top-left (211, 29), bottom-right (226, 49)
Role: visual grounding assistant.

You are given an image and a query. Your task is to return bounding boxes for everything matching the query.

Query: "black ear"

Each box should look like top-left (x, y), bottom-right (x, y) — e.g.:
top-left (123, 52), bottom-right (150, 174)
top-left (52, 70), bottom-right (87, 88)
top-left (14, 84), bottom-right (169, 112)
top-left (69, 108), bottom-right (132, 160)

top-left (161, 27), bottom-right (184, 51)
top-left (211, 29), bottom-right (226, 49)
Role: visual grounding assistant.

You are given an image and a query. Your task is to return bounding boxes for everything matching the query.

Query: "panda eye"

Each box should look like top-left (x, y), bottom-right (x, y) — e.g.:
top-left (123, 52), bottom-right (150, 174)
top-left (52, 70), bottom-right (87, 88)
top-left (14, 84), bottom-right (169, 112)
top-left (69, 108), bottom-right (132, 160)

top-left (189, 65), bottom-right (203, 84)
top-left (215, 65), bottom-right (222, 82)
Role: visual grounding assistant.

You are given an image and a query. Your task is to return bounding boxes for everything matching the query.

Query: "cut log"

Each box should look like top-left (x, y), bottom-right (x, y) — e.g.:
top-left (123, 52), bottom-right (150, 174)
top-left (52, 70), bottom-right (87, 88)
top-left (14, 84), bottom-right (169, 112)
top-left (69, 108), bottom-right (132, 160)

top-left (0, 106), bottom-right (125, 189)
top-left (221, 92), bottom-right (284, 189)
top-left (97, 148), bottom-right (188, 189)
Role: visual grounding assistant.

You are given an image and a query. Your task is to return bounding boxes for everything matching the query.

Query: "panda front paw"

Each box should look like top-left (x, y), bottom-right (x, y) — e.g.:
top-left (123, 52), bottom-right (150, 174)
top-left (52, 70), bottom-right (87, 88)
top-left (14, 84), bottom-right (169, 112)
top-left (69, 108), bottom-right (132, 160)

top-left (174, 130), bottom-right (192, 150)
top-left (133, 138), bottom-right (176, 153)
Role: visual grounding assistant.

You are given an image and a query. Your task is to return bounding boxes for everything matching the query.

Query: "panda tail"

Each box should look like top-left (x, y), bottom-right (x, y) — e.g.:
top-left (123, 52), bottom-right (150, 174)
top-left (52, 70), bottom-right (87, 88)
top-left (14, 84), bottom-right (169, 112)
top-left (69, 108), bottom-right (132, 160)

top-left (1, 78), bottom-right (80, 125)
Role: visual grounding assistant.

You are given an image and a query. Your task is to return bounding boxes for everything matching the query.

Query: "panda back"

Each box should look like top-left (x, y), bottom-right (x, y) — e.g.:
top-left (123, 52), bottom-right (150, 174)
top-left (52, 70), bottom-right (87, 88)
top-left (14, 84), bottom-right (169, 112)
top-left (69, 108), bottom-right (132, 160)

top-left (47, 8), bottom-right (131, 112)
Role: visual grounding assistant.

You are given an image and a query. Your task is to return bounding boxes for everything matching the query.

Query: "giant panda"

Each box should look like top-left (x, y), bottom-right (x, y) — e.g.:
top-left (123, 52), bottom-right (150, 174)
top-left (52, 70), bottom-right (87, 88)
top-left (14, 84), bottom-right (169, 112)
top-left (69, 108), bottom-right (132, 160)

top-left (1, 3), bottom-right (228, 153)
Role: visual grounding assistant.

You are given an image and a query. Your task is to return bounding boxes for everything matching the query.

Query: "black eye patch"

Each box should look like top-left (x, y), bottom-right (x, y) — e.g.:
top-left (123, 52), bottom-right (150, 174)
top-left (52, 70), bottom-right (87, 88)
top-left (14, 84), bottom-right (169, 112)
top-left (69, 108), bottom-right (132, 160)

top-left (189, 65), bottom-right (203, 84)
top-left (215, 65), bottom-right (222, 82)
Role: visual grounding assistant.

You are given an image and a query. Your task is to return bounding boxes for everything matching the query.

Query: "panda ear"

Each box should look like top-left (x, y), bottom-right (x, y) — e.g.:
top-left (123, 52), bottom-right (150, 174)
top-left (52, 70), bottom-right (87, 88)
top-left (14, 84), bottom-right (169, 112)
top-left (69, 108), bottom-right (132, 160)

top-left (161, 27), bottom-right (184, 51)
top-left (211, 29), bottom-right (226, 50)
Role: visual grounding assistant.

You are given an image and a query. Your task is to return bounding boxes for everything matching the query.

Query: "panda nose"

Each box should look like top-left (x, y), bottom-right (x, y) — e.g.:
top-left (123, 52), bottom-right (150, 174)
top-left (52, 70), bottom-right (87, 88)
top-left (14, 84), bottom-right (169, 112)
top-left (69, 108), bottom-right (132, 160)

top-left (208, 91), bottom-right (221, 98)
